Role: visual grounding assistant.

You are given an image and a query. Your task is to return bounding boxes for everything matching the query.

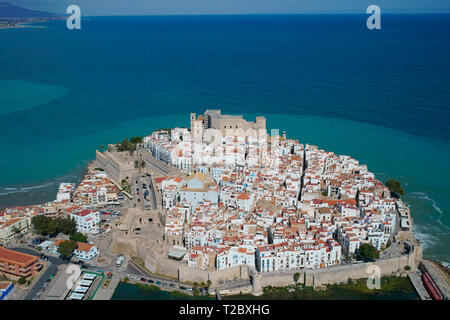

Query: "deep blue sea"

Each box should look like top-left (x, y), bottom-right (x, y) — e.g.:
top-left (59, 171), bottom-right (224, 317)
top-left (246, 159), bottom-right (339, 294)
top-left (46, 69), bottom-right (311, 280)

top-left (0, 15), bottom-right (449, 263)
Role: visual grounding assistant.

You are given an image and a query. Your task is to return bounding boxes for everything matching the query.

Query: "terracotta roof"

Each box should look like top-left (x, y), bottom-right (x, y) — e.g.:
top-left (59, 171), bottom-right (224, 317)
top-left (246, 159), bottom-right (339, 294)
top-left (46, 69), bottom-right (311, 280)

top-left (0, 247), bottom-right (39, 266)
top-left (0, 282), bottom-right (13, 291)
top-left (0, 217), bottom-right (25, 229)
top-left (55, 240), bottom-right (95, 252)
top-left (185, 172), bottom-right (207, 182)
top-left (237, 193), bottom-right (250, 200)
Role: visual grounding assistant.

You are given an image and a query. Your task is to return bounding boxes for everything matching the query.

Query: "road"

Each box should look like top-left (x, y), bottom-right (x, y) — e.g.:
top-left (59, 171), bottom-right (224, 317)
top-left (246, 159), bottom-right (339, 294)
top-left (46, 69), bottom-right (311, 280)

top-left (148, 173), bottom-right (157, 210)
top-left (7, 247), bottom-right (67, 300)
top-left (133, 172), bottom-right (156, 211)
top-left (125, 259), bottom-right (194, 293)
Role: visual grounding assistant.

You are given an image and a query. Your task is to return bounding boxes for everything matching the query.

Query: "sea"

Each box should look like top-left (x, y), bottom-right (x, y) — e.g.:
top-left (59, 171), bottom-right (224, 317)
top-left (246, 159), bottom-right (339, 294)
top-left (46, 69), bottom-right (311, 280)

top-left (0, 14), bottom-right (449, 266)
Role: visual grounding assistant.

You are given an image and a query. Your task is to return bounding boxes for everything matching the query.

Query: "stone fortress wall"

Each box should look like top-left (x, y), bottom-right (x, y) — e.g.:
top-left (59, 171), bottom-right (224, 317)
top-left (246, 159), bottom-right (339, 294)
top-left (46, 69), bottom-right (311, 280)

top-left (96, 149), bottom-right (136, 183)
top-left (254, 243), bottom-right (423, 292)
top-left (105, 110), bottom-right (424, 294)
top-left (113, 227), bottom-right (422, 293)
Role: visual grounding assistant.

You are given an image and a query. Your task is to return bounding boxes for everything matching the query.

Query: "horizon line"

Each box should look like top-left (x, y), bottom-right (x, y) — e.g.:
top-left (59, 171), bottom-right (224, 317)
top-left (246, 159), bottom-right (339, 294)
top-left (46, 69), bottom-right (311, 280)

top-left (79, 12), bottom-right (450, 17)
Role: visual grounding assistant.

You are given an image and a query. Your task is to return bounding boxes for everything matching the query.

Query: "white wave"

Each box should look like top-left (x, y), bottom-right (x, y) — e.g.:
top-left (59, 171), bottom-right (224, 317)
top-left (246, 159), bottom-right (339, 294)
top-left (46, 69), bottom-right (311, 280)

top-left (0, 174), bottom-right (80, 198)
top-left (410, 192), bottom-right (449, 231)
top-left (413, 224), bottom-right (439, 250)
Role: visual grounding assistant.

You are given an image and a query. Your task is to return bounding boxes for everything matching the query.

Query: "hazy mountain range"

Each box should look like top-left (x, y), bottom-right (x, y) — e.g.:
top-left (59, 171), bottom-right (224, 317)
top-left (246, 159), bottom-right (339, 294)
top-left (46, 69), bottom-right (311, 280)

top-left (0, 2), bottom-right (59, 18)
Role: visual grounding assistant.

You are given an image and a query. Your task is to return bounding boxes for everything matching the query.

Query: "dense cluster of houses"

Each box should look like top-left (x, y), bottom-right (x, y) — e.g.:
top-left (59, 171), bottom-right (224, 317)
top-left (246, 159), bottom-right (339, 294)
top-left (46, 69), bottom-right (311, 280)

top-left (0, 170), bottom-right (121, 243)
top-left (144, 113), bottom-right (400, 273)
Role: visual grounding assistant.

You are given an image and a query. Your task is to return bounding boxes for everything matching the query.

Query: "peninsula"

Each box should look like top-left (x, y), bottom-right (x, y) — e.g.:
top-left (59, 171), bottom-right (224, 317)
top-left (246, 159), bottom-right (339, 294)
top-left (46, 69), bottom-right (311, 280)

top-left (1, 111), bottom-right (448, 301)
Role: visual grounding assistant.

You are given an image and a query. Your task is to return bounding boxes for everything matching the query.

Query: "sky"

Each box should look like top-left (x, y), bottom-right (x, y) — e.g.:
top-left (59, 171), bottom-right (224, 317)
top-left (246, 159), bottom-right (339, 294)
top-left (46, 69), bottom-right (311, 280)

top-left (7, 0), bottom-right (450, 16)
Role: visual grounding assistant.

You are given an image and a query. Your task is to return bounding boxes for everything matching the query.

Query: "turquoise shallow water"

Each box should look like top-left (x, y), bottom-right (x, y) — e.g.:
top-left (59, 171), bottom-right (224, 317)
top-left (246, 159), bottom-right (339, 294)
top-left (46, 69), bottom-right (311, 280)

top-left (0, 111), bottom-right (448, 263)
top-left (0, 80), bottom-right (70, 115)
top-left (0, 15), bottom-right (449, 264)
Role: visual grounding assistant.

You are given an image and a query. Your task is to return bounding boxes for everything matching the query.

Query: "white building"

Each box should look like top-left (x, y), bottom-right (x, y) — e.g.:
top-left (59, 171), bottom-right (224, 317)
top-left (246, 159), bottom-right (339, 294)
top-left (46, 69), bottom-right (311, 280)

top-left (180, 172), bottom-right (219, 207)
top-left (68, 209), bottom-right (100, 234)
top-left (55, 240), bottom-right (98, 260)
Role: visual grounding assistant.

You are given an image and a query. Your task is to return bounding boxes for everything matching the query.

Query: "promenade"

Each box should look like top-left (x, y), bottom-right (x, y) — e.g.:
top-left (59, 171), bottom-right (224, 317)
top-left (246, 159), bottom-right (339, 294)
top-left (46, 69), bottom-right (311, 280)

top-left (408, 272), bottom-right (431, 300)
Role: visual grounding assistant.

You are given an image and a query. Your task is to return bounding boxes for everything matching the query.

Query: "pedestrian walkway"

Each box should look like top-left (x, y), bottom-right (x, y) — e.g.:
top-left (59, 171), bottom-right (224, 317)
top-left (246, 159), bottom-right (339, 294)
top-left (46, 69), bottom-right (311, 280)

top-left (421, 260), bottom-right (450, 299)
top-left (93, 276), bottom-right (120, 300)
top-left (408, 273), bottom-right (431, 300)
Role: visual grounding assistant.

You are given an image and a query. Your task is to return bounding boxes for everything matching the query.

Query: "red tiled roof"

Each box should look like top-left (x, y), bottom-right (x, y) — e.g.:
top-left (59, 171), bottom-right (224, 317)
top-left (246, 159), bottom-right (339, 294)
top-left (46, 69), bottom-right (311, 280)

top-left (0, 247), bottom-right (39, 266)
top-left (0, 282), bottom-right (13, 290)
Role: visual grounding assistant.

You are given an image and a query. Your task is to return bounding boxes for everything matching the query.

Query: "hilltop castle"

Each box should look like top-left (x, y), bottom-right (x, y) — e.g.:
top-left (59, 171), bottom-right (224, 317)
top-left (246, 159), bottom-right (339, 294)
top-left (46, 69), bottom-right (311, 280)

top-left (190, 110), bottom-right (266, 142)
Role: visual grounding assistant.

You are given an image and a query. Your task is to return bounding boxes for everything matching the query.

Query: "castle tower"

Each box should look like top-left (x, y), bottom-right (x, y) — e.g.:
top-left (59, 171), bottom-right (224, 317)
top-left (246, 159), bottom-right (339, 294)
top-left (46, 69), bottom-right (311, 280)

top-left (190, 113), bottom-right (196, 132)
top-left (251, 273), bottom-right (263, 296)
top-left (193, 118), bottom-right (203, 143)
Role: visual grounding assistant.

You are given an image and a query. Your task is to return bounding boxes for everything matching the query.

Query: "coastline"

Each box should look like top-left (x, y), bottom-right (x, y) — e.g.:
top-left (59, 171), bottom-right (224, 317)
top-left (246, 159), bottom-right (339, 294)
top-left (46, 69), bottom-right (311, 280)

top-left (1, 112), bottom-right (449, 265)
top-left (0, 17), bottom-right (62, 30)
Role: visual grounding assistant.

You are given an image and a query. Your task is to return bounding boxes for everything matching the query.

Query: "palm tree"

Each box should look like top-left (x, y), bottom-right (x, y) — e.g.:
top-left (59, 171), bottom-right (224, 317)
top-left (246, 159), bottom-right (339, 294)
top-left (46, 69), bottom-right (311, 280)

top-left (140, 160), bottom-right (146, 169)
top-left (294, 272), bottom-right (300, 285)
top-left (99, 144), bottom-right (105, 152)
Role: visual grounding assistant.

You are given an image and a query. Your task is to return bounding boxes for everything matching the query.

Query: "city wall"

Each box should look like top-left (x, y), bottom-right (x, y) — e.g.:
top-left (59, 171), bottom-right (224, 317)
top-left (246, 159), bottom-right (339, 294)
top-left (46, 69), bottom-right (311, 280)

top-left (96, 149), bottom-right (136, 183)
top-left (257, 244), bottom-right (423, 290)
top-left (178, 265), bottom-right (248, 285)
top-left (113, 240), bottom-right (422, 290)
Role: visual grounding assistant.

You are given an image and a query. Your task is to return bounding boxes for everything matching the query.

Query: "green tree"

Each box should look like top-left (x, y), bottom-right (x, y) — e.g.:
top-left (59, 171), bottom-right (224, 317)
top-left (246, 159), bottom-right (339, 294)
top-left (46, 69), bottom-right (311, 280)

top-left (18, 277), bottom-right (27, 285)
top-left (56, 216), bottom-right (77, 235)
top-left (12, 226), bottom-right (22, 238)
top-left (134, 160), bottom-right (139, 169)
top-left (357, 243), bottom-right (380, 262)
top-left (130, 136), bottom-right (143, 144)
top-left (70, 232), bottom-right (87, 243)
top-left (31, 215), bottom-right (53, 235)
top-left (140, 160), bottom-right (146, 169)
top-left (385, 179), bottom-right (405, 197)
top-left (294, 272), bottom-right (300, 283)
top-left (57, 240), bottom-right (78, 259)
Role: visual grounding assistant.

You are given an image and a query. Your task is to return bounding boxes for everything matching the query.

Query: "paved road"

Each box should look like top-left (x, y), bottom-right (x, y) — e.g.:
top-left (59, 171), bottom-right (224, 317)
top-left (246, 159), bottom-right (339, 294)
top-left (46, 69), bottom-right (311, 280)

top-left (148, 174), bottom-right (157, 210)
top-left (125, 259), bottom-right (194, 293)
top-left (143, 154), bottom-right (170, 175)
top-left (7, 247), bottom-right (67, 300)
top-left (133, 172), bottom-right (157, 211)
